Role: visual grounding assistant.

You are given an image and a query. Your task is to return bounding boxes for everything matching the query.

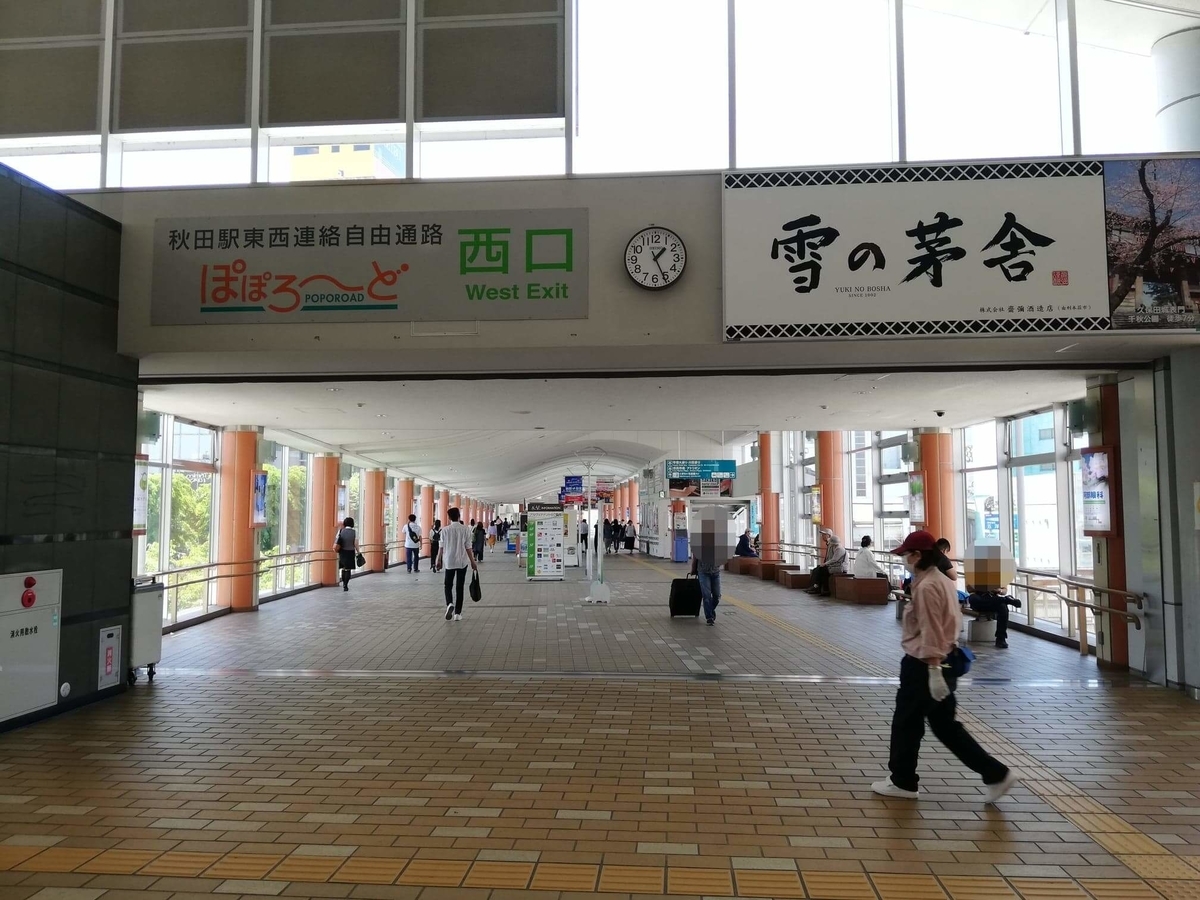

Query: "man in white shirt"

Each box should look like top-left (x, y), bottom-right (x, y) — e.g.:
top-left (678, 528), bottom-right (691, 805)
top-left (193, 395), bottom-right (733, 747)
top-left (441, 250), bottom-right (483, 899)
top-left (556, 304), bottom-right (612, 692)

top-left (437, 507), bottom-right (477, 621)
top-left (404, 514), bottom-right (422, 574)
top-left (853, 535), bottom-right (888, 581)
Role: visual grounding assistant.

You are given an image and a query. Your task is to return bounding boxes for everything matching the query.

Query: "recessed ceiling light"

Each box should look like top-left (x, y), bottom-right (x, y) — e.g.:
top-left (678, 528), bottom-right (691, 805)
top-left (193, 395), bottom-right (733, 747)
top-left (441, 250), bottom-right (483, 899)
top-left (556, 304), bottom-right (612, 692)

top-left (376, 414), bottom-right (387, 418)
top-left (328, 388), bottom-right (341, 392)
top-left (511, 410), bottom-right (532, 415)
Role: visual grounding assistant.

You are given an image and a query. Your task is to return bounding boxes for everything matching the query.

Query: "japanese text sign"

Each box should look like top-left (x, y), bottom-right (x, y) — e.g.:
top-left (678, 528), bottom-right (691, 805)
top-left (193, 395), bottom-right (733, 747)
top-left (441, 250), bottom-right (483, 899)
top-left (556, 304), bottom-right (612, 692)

top-left (723, 163), bottom-right (1109, 341)
top-left (665, 459), bottom-right (738, 480)
top-left (1081, 448), bottom-right (1113, 535)
top-left (151, 209), bottom-right (589, 324)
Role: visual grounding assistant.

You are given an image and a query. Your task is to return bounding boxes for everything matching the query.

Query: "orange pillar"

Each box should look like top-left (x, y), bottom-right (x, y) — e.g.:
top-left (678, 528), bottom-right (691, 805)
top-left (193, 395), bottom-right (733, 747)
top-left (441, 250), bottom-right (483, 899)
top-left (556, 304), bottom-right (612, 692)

top-left (439, 489), bottom-right (450, 523)
top-left (1096, 382), bottom-right (1128, 668)
top-left (397, 479), bottom-right (415, 561)
top-left (420, 485), bottom-right (434, 557)
top-left (451, 494), bottom-right (461, 517)
top-left (815, 431), bottom-right (847, 544)
top-left (917, 431), bottom-right (955, 545)
top-left (217, 429), bottom-right (259, 611)
top-left (362, 469), bottom-right (386, 572)
top-left (629, 480), bottom-right (640, 528)
top-left (309, 455), bottom-right (340, 586)
top-left (758, 432), bottom-right (781, 561)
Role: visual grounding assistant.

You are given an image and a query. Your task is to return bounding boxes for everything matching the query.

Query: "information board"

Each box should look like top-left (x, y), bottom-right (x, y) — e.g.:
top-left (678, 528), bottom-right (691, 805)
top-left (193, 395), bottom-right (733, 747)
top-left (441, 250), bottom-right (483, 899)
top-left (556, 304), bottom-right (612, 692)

top-left (526, 503), bottom-right (565, 581)
top-left (665, 459), bottom-right (738, 479)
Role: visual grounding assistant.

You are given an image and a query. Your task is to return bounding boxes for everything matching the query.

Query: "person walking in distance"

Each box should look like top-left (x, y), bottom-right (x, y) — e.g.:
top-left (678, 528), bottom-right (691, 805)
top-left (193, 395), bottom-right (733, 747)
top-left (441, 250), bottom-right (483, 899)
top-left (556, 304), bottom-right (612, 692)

top-left (872, 530), bottom-right (1016, 803)
top-left (403, 514), bottom-right (422, 575)
top-left (437, 507), bottom-right (477, 622)
top-left (429, 519), bottom-right (442, 574)
top-left (472, 519), bottom-right (487, 564)
top-left (335, 517), bottom-right (357, 593)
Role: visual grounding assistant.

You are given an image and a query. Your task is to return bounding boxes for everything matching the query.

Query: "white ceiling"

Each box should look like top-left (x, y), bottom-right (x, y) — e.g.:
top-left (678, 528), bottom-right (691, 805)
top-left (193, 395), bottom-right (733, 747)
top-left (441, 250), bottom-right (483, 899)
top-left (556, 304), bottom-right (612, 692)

top-left (144, 370), bottom-right (1095, 500)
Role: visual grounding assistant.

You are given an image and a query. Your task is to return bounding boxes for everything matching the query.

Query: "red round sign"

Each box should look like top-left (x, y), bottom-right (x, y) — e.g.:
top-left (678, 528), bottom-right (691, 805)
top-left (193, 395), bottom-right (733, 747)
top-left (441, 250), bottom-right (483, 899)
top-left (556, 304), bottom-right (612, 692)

top-left (21, 590), bottom-right (36, 609)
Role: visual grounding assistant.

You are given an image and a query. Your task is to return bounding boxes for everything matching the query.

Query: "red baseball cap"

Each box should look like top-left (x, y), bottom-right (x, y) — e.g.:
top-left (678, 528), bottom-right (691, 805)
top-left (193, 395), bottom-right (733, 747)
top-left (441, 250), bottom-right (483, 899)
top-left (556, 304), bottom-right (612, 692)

top-left (891, 530), bottom-right (937, 555)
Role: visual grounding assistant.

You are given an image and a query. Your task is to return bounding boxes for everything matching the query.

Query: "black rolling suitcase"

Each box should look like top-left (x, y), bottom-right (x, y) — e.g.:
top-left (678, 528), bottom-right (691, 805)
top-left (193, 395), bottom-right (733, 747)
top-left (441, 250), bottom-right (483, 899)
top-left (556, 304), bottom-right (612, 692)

top-left (669, 573), bottom-right (702, 617)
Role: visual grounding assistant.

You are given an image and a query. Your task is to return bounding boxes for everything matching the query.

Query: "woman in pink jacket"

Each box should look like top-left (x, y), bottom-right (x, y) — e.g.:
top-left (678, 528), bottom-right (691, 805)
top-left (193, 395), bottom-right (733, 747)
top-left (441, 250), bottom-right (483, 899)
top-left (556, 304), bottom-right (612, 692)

top-left (872, 530), bottom-right (1016, 804)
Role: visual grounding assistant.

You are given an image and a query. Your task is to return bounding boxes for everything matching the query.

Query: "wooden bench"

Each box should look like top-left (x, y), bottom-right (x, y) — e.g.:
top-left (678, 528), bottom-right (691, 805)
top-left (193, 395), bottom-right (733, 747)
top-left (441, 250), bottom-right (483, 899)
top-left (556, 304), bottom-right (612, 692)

top-left (832, 576), bottom-right (891, 605)
top-left (755, 560), bottom-right (778, 580)
top-left (775, 565), bottom-right (806, 585)
top-left (780, 570), bottom-right (811, 590)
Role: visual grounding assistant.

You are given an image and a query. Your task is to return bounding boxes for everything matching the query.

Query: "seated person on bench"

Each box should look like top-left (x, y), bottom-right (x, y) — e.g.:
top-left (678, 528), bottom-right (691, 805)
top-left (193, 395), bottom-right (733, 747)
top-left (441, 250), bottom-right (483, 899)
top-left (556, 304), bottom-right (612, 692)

top-left (852, 535), bottom-right (890, 583)
top-left (807, 530), bottom-right (847, 596)
top-left (735, 529), bottom-right (759, 558)
top-left (961, 545), bottom-right (1021, 649)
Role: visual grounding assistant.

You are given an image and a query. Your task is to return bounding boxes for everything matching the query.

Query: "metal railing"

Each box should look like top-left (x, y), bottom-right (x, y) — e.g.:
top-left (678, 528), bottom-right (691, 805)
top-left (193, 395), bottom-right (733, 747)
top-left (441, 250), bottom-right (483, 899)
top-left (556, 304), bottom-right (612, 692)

top-left (762, 540), bottom-right (1145, 653)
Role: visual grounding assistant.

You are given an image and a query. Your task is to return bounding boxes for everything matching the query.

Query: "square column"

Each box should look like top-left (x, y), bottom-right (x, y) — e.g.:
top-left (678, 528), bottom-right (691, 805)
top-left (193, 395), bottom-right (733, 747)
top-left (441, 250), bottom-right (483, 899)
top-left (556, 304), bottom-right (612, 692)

top-left (816, 432), bottom-right (847, 544)
top-left (362, 470), bottom-right (387, 572)
top-left (217, 429), bottom-right (260, 611)
top-left (309, 455), bottom-right (340, 586)
top-left (420, 485), bottom-right (434, 557)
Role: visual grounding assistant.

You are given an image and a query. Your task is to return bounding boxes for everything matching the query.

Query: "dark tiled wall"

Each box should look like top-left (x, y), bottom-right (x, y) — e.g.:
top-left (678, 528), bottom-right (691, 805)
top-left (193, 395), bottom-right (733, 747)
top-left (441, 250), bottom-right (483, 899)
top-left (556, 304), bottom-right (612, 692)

top-left (0, 163), bottom-right (137, 712)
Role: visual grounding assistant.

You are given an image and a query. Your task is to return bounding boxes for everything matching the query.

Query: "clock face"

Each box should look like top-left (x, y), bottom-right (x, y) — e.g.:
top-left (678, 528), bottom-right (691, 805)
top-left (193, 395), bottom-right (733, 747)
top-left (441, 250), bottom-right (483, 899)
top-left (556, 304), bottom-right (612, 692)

top-left (625, 226), bottom-right (686, 291)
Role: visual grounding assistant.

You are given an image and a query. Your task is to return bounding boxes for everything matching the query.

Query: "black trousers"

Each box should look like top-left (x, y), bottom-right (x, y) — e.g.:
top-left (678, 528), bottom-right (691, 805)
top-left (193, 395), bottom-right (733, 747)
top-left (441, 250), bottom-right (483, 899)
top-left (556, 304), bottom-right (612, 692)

top-left (444, 566), bottom-right (468, 614)
top-left (888, 655), bottom-right (1008, 792)
top-left (968, 596), bottom-right (1010, 640)
top-left (810, 565), bottom-right (830, 593)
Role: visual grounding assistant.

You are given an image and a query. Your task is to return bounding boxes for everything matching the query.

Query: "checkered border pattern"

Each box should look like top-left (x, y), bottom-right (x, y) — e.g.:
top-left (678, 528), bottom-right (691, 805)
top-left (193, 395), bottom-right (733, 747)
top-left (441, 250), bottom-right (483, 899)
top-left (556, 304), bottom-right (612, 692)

top-left (723, 160), bottom-right (1104, 189)
top-left (725, 316), bottom-right (1111, 341)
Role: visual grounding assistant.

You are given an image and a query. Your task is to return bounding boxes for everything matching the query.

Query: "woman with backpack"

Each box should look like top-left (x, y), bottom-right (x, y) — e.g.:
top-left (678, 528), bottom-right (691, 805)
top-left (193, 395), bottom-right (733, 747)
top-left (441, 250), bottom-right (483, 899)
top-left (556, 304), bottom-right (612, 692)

top-left (429, 519), bottom-right (442, 574)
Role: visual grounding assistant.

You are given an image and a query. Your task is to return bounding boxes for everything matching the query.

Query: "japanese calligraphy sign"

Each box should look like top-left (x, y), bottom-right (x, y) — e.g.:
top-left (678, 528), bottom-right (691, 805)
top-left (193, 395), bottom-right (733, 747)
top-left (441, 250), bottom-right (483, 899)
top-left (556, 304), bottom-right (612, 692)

top-left (723, 162), bottom-right (1109, 341)
top-left (150, 209), bottom-right (589, 324)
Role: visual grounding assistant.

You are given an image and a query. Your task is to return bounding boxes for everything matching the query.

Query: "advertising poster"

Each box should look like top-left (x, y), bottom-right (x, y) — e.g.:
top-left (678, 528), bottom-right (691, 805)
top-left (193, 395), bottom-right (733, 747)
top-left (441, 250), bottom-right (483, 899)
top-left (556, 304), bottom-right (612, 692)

top-left (251, 470), bottom-right (268, 528)
top-left (526, 503), bottom-right (565, 581)
top-left (1081, 448), bottom-right (1113, 535)
top-left (665, 459), bottom-right (737, 499)
top-left (563, 475), bottom-right (584, 504)
top-left (595, 479), bottom-right (615, 500)
top-left (133, 455), bottom-right (149, 536)
top-left (724, 161), bottom-right (1109, 341)
top-left (151, 209), bottom-right (589, 324)
top-left (1105, 157), bottom-right (1200, 330)
top-left (909, 472), bottom-right (926, 525)
top-left (810, 485), bottom-right (823, 525)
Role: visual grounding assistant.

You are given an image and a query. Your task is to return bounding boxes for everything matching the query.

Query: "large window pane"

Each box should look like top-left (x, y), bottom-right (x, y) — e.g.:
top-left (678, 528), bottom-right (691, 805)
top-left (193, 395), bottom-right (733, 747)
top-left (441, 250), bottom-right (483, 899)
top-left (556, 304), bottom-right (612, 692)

top-left (417, 120), bottom-right (564, 178)
top-left (964, 468), bottom-right (999, 548)
top-left (1077, 0), bottom-right (1199, 155)
top-left (575, 0), bottom-right (727, 173)
top-left (904, 2), bottom-right (1062, 161)
top-left (736, 0), bottom-right (894, 167)
top-left (137, 467), bottom-right (164, 576)
top-left (121, 144), bottom-right (251, 188)
top-left (1071, 458), bottom-right (1095, 580)
top-left (287, 451), bottom-right (310, 585)
top-left (170, 471), bottom-right (214, 620)
top-left (1011, 463), bottom-right (1058, 572)
top-left (880, 444), bottom-right (908, 477)
top-left (0, 148), bottom-right (101, 191)
top-left (258, 443), bottom-right (286, 596)
top-left (1009, 411), bottom-right (1056, 458)
top-left (173, 421), bottom-right (216, 463)
top-left (882, 480), bottom-right (908, 513)
top-left (963, 420), bottom-right (997, 469)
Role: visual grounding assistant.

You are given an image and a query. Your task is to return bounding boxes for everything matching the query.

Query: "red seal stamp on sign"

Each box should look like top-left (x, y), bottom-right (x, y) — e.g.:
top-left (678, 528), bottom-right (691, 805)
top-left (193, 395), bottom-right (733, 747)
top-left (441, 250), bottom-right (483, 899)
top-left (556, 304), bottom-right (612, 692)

top-left (1052, 270), bottom-right (1069, 286)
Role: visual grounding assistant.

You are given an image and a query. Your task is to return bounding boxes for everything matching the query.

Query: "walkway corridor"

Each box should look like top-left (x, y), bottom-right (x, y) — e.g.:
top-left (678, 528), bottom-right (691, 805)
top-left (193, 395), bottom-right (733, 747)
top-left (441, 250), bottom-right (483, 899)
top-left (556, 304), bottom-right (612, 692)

top-left (1, 555), bottom-right (1196, 900)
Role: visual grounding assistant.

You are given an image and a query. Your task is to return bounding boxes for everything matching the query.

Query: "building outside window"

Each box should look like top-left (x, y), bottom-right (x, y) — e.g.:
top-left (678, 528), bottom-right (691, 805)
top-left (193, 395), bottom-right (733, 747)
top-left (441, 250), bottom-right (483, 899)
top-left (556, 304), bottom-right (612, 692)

top-left (257, 442), bottom-right (313, 598)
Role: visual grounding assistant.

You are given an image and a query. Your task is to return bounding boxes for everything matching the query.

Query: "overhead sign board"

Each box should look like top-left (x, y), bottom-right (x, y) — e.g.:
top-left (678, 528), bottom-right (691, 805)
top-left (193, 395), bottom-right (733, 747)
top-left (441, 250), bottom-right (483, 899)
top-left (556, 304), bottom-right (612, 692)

top-left (151, 208), bottom-right (589, 324)
top-left (665, 460), bottom-right (738, 480)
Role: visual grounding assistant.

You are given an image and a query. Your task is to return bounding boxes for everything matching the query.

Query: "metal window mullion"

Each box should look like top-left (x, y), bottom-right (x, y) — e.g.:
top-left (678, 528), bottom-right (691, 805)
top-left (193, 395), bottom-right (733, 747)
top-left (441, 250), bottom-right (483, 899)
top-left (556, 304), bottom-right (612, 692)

top-left (249, 0), bottom-right (266, 181)
top-left (1055, 406), bottom-right (1074, 578)
top-left (99, 0), bottom-right (117, 187)
top-left (727, 0), bottom-right (736, 169)
top-left (890, 0), bottom-right (906, 163)
top-left (564, 0), bottom-right (574, 174)
top-left (1055, 0), bottom-right (1082, 156)
top-left (405, 0), bottom-right (416, 178)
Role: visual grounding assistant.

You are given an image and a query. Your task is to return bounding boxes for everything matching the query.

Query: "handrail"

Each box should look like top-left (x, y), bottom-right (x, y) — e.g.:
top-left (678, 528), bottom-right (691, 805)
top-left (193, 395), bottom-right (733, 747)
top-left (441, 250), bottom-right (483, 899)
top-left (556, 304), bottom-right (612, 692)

top-left (1055, 592), bottom-right (1142, 629)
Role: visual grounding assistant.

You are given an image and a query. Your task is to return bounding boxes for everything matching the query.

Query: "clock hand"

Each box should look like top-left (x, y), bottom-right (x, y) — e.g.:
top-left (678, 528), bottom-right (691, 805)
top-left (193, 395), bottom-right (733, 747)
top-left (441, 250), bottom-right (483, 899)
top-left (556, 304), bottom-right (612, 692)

top-left (652, 247), bottom-right (666, 262)
top-left (653, 255), bottom-right (666, 278)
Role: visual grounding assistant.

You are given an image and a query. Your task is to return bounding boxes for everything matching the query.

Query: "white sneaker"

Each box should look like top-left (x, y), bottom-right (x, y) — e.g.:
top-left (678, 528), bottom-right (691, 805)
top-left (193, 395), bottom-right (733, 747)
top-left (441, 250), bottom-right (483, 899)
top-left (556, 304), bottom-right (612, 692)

top-left (871, 779), bottom-right (919, 799)
top-left (454, 614), bottom-right (462, 621)
top-left (984, 771), bottom-right (1018, 804)
top-left (445, 603), bottom-right (454, 621)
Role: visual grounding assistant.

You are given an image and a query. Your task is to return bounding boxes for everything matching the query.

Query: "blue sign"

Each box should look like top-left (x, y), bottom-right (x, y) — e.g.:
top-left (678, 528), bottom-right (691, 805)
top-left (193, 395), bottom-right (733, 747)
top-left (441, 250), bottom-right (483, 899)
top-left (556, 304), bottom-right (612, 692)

top-left (564, 476), bottom-right (583, 491)
top-left (665, 459), bottom-right (738, 480)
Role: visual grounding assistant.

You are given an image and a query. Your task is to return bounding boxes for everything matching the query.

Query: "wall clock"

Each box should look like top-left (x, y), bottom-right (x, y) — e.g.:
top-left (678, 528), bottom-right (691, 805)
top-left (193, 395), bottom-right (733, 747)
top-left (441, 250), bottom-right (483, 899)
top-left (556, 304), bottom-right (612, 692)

top-left (625, 225), bottom-right (686, 290)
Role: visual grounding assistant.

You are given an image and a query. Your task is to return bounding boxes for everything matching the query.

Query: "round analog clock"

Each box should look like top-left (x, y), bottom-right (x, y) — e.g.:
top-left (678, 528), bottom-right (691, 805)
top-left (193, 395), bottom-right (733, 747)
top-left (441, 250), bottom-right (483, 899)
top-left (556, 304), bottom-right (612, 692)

top-left (625, 226), bottom-right (686, 291)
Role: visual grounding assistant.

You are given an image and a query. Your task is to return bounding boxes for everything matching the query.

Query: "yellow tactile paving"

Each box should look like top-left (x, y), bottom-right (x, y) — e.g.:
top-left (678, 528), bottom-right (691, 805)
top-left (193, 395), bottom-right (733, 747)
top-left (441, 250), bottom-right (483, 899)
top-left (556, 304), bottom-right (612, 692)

top-left (872, 873), bottom-right (949, 899)
top-left (14, 847), bottom-right (102, 872)
top-left (1092, 832), bottom-right (1172, 855)
top-left (803, 870), bottom-right (878, 900)
top-left (938, 876), bottom-right (1018, 899)
top-left (735, 868), bottom-right (808, 898)
top-left (329, 856), bottom-right (408, 884)
top-left (204, 852), bottom-right (286, 879)
top-left (1045, 796), bottom-right (1111, 815)
top-left (266, 854), bottom-right (345, 882)
top-left (1067, 813), bottom-right (1140, 834)
top-left (528, 862), bottom-right (599, 891)
top-left (395, 858), bottom-right (470, 887)
top-left (1007, 879), bottom-right (1089, 899)
top-left (76, 849), bottom-right (163, 875)
top-left (666, 866), bottom-right (734, 895)
top-left (598, 864), bottom-right (666, 893)
top-left (462, 860), bottom-right (535, 889)
top-left (1077, 880), bottom-right (1166, 900)
top-left (1122, 857), bottom-right (1200, 881)
top-left (139, 851), bottom-right (223, 877)
top-left (1152, 881), bottom-right (1200, 900)
top-left (0, 847), bottom-right (42, 870)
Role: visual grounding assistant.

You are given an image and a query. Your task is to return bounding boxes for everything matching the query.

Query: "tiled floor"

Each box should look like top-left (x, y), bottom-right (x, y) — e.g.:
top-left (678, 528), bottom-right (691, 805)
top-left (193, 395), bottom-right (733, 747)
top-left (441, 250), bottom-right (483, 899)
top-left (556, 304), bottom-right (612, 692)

top-left (1, 552), bottom-right (1197, 900)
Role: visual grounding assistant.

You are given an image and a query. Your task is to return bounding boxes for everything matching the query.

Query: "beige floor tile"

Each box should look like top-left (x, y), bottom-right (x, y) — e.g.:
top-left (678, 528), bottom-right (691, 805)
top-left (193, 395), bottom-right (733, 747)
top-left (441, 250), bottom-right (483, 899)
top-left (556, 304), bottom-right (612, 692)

top-left (871, 872), bottom-right (948, 899)
top-left (937, 876), bottom-right (1017, 899)
top-left (527, 863), bottom-right (598, 891)
top-left (801, 870), bottom-right (876, 899)
top-left (597, 864), bottom-right (665, 893)
top-left (734, 869), bottom-right (807, 898)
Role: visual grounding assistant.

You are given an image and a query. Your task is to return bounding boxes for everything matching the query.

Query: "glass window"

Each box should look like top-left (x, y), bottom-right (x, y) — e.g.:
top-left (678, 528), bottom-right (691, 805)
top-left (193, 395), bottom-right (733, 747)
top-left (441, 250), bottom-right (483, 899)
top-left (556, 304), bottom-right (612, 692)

top-left (881, 430), bottom-right (910, 440)
top-left (880, 516), bottom-right (910, 550)
top-left (904, 2), bottom-right (1062, 161)
top-left (964, 469), bottom-right (999, 549)
top-left (268, 135), bottom-right (407, 182)
top-left (416, 120), bottom-right (564, 178)
top-left (170, 470), bottom-right (214, 619)
top-left (120, 143), bottom-right (251, 187)
top-left (963, 420), bottom-right (997, 469)
top-left (1011, 463), bottom-right (1059, 572)
top-left (348, 469), bottom-right (362, 528)
top-left (880, 444), bottom-right (908, 476)
top-left (137, 467), bottom-right (164, 577)
top-left (882, 480), bottom-right (909, 513)
top-left (1076, 0), bottom-right (1198, 155)
top-left (1009, 411), bottom-right (1056, 458)
top-left (0, 142), bottom-right (102, 191)
top-left (735, 0), bottom-right (895, 167)
top-left (173, 420), bottom-right (215, 463)
top-left (1070, 458), bottom-right (1095, 580)
top-left (574, 0), bottom-right (727, 173)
